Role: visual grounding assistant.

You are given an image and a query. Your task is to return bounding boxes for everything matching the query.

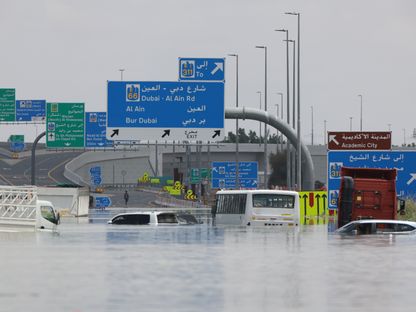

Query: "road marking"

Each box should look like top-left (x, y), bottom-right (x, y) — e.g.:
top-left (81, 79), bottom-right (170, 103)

top-left (48, 158), bottom-right (73, 184)
top-left (0, 173), bottom-right (13, 185)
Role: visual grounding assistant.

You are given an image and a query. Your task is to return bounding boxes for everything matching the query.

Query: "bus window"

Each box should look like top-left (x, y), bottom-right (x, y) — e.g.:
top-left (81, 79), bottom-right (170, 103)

top-left (252, 194), bottom-right (295, 209)
top-left (216, 194), bottom-right (247, 214)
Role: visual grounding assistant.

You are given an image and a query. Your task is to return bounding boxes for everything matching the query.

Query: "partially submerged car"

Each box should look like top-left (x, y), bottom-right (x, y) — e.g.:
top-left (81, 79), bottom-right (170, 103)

top-left (107, 211), bottom-right (201, 225)
top-left (336, 219), bottom-right (416, 235)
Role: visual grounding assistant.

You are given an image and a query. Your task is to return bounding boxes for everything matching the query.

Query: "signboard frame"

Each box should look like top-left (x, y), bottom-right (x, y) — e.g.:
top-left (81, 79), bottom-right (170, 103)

top-left (327, 131), bottom-right (392, 150)
top-left (327, 150), bottom-right (416, 209)
top-left (46, 102), bottom-right (85, 148)
top-left (0, 89), bottom-right (16, 121)
top-left (106, 81), bottom-right (224, 142)
top-left (211, 161), bottom-right (258, 189)
top-left (178, 58), bottom-right (225, 81)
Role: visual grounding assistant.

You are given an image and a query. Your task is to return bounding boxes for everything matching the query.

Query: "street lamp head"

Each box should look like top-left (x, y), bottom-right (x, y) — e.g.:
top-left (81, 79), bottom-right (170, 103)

top-left (285, 12), bottom-right (300, 16)
top-left (284, 39), bottom-right (295, 43)
top-left (255, 45), bottom-right (266, 49)
top-left (228, 53), bottom-right (238, 57)
top-left (275, 29), bottom-right (287, 33)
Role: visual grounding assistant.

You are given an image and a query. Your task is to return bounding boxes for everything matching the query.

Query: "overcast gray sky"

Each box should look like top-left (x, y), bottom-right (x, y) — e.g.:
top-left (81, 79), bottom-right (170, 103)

top-left (1, 0), bottom-right (415, 145)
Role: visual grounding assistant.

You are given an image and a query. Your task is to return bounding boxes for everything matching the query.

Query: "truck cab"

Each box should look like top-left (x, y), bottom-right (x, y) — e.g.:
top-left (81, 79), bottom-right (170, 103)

top-left (37, 200), bottom-right (60, 230)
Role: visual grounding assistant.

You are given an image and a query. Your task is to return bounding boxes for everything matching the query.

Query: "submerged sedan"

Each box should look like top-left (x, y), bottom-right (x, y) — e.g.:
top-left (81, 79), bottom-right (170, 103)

top-left (336, 219), bottom-right (416, 235)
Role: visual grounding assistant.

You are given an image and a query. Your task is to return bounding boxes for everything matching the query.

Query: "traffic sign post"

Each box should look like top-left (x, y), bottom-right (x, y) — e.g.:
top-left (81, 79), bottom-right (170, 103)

top-left (85, 112), bottom-right (113, 148)
top-left (179, 58), bottom-right (225, 81)
top-left (0, 89), bottom-right (16, 121)
top-left (95, 196), bottom-right (112, 209)
top-left (327, 131), bottom-right (392, 150)
top-left (211, 161), bottom-right (258, 189)
top-left (16, 100), bottom-right (46, 121)
top-left (327, 151), bottom-right (416, 209)
top-left (106, 81), bottom-right (224, 141)
top-left (89, 166), bottom-right (102, 186)
top-left (46, 103), bottom-right (85, 148)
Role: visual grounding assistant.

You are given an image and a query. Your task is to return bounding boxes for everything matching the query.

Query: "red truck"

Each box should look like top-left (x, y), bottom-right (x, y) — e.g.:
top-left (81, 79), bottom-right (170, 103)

top-left (337, 167), bottom-right (405, 228)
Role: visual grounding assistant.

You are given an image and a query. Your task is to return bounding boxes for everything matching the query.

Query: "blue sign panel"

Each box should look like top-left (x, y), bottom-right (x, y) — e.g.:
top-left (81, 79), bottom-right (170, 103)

top-left (179, 58), bottom-right (225, 81)
top-left (211, 161), bottom-right (258, 189)
top-left (107, 81), bottom-right (224, 141)
top-left (96, 196), bottom-right (112, 209)
top-left (9, 142), bottom-right (25, 152)
top-left (85, 112), bottom-right (113, 148)
top-left (327, 151), bottom-right (416, 209)
top-left (89, 166), bottom-right (102, 186)
top-left (16, 100), bottom-right (46, 121)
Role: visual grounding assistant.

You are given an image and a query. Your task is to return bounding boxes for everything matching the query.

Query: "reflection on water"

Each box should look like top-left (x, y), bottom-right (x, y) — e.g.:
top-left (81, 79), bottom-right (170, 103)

top-left (1, 219), bottom-right (416, 312)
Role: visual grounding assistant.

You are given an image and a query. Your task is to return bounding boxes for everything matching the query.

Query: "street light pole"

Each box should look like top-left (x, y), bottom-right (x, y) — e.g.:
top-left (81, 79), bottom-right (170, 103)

top-left (275, 28), bottom-right (291, 189)
top-left (228, 54), bottom-right (240, 189)
top-left (285, 38), bottom-right (296, 189)
top-left (257, 91), bottom-right (262, 146)
top-left (275, 102), bottom-right (279, 153)
top-left (311, 106), bottom-right (314, 145)
top-left (119, 69), bottom-right (125, 81)
top-left (285, 11), bottom-right (301, 190)
top-left (358, 94), bottom-right (363, 131)
top-left (324, 120), bottom-right (327, 145)
top-left (277, 92), bottom-right (284, 152)
top-left (349, 117), bottom-right (353, 131)
top-left (256, 45), bottom-right (268, 188)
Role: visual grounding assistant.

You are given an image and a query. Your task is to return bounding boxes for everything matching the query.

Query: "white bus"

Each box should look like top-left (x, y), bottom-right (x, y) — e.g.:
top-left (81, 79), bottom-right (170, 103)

top-left (212, 190), bottom-right (300, 226)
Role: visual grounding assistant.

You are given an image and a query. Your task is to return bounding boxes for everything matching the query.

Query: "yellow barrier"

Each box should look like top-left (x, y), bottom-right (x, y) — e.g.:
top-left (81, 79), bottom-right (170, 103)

top-left (299, 191), bottom-right (329, 219)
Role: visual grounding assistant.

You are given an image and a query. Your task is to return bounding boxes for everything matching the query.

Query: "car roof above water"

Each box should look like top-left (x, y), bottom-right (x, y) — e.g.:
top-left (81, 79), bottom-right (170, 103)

top-left (107, 211), bottom-right (199, 225)
top-left (336, 219), bottom-right (416, 234)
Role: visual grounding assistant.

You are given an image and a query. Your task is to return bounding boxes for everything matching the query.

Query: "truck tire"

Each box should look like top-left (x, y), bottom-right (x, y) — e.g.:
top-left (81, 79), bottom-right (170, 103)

top-left (338, 176), bottom-right (354, 228)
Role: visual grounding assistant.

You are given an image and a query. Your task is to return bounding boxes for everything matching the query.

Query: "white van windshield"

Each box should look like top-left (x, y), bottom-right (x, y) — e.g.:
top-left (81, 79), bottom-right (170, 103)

top-left (40, 206), bottom-right (58, 224)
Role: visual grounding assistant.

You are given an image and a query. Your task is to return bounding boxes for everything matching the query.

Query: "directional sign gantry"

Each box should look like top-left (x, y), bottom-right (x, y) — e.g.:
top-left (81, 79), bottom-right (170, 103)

top-left (106, 81), bottom-right (224, 142)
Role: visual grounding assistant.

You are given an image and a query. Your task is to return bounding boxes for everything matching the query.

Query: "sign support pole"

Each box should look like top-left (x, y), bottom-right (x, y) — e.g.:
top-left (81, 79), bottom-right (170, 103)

top-left (31, 131), bottom-right (46, 185)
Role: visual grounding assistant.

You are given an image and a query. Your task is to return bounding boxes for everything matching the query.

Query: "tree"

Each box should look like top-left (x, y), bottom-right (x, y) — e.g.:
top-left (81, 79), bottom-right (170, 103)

top-left (268, 150), bottom-right (288, 188)
top-left (248, 130), bottom-right (259, 143)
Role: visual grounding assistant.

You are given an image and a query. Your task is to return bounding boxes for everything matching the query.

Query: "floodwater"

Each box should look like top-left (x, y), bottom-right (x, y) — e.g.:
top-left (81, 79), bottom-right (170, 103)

top-left (1, 215), bottom-right (416, 312)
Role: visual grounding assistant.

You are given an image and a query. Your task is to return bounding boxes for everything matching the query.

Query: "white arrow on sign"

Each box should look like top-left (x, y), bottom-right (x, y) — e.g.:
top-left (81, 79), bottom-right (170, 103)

top-left (211, 62), bottom-right (223, 75)
top-left (407, 173), bottom-right (416, 185)
top-left (329, 134), bottom-right (339, 145)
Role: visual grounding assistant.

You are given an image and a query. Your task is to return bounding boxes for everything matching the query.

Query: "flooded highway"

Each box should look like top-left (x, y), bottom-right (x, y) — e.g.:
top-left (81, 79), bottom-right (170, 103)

top-left (1, 217), bottom-right (415, 312)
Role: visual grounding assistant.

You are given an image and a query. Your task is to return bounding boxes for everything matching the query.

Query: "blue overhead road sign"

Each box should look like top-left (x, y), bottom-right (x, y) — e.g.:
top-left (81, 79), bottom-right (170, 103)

top-left (16, 100), bottom-right (46, 121)
top-left (328, 151), bottom-right (416, 209)
top-left (211, 161), bottom-right (258, 189)
top-left (179, 58), bottom-right (225, 81)
top-left (106, 81), bottom-right (224, 141)
top-left (85, 112), bottom-right (113, 148)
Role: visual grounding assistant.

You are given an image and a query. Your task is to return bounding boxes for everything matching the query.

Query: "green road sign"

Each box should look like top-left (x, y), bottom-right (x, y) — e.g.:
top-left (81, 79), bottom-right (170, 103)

top-left (200, 168), bottom-right (210, 179)
top-left (46, 103), bottom-right (85, 148)
top-left (191, 168), bottom-right (210, 184)
top-left (0, 89), bottom-right (16, 121)
top-left (191, 168), bottom-right (200, 184)
top-left (8, 135), bottom-right (24, 142)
